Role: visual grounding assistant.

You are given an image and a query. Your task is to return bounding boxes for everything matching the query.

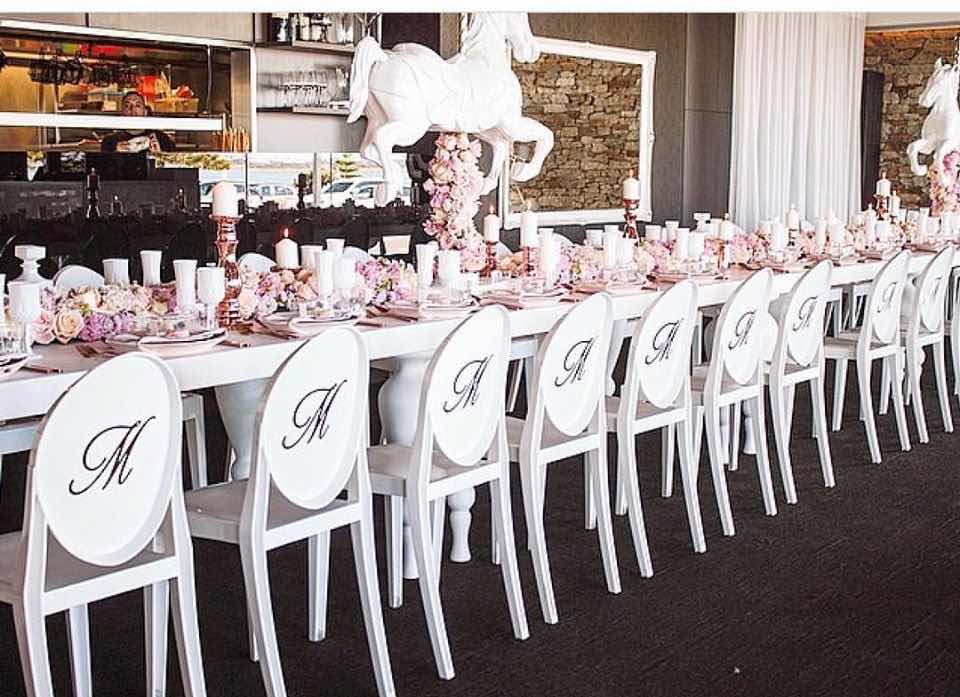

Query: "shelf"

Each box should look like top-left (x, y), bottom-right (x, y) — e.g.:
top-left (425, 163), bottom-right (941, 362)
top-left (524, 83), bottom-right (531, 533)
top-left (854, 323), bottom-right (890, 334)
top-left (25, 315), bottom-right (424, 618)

top-left (0, 112), bottom-right (225, 132)
top-left (257, 106), bottom-right (350, 117)
top-left (255, 40), bottom-right (355, 55)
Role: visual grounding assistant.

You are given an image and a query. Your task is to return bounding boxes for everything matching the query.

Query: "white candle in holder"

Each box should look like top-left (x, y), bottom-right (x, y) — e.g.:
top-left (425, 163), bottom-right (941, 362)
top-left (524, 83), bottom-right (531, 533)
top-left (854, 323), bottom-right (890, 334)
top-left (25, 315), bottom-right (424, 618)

top-left (828, 222), bottom-right (846, 249)
top-left (720, 215), bottom-right (735, 240)
top-left (814, 219), bottom-right (828, 252)
top-left (786, 204), bottom-right (801, 231)
top-left (876, 173), bottom-right (891, 197)
top-left (275, 230), bottom-right (298, 269)
top-left (889, 190), bottom-right (901, 217)
top-left (520, 202), bottom-right (538, 247)
top-left (211, 181), bottom-right (239, 217)
top-left (483, 207), bottom-right (500, 243)
top-left (622, 171), bottom-right (641, 200)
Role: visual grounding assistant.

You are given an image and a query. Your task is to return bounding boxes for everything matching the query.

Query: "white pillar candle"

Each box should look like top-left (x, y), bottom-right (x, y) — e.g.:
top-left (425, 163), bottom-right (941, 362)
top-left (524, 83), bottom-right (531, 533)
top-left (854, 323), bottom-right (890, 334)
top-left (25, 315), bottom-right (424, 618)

top-left (720, 215), bottom-right (735, 240)
top-left (875, 219), bottom-right (891, 242)
top-left (326, 238), bottom-right (345, 257)
top-left (301, 244), bottom-right (323, 270)
top-left (211, 181), bottom-right (239, 217)
top-left (102, 258), bottom-right (130, 286)
top-left (540, 234), bottom-right (559, 281)
top-left (483, 207), bottom-right (500, 243)
top-left (876, 174), bottom-right (891, 197)
top-left (688, 231), bottom-right (706, 260)
top-left (140, 250), bottom-right (162, 286)
top-left (889, 191), bottom-right (901, 217)
top-left (334, 257), bottom-right (357, 291)
top-left (314, 250), bottom-right (335, 295)
top-left (275, 230), bottom-right (298, 269)
top-left (520, 202), bottom-right (538, 247)
top-left (622, 171), bottom-right (641, 200)
top-left (674, 227), bottom-right (690, 259)
top-left (173, 259), bottom-right (197, 312)
top-left (772, 223), bottom-right (789, 252)
top-left (814, 219), bottom-right (828, 252)
top-left (828, 222), bottom-right (846, 249)
top-left (786, 204), bottom-right (801, 231)
top-left (645, 224), bottom-right (662, 242)
top-left (603, 229), bottom-right (621, 268)
top-left (864, 215), bottom-right (877, 246)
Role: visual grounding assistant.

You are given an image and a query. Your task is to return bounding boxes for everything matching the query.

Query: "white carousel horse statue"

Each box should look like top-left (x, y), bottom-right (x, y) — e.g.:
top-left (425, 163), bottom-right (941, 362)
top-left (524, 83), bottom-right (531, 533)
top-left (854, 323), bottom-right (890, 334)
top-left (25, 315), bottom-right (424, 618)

top-left (907, 57), bottom-right (960, 187)
top-left (348, 12), bottom-right (554, 205)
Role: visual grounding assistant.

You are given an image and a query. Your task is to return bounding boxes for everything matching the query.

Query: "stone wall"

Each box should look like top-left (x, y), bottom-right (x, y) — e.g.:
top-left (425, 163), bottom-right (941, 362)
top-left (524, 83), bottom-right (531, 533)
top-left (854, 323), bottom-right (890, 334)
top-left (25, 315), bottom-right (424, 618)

top-left (510, 54), bottom-right (641, 212)
top-left (864, 28), bottom-right (960, 208)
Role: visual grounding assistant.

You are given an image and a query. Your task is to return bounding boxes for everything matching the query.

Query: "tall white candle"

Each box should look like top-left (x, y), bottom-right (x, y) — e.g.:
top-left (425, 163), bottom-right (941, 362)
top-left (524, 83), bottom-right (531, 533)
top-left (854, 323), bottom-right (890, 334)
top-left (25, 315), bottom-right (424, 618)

top-left (483, 207), bottom-right (500, 243)
top-left (786, 204), bottom-right (800, 231)
top-left (828, 222), bottom-right (846, 249)
top-left (814, 219), bottom-right (827, 252)
top-left (864, 216), bottom-right (877, 246)
top-left (876, 173), bottom-right (891, 197)
top-left (540, 233), bottom-right (558, 280)
top-left (889, 190), bottom-right (901, 216)
top-left (720, 215), bottom-right (735, 240)
top-left (622, 170), bottom-right (641, 200)
top-left (211, 181), bottom-right (239, 217)
top-left (275, 229), bottom-right (299, 269)
top-left (520, 202), bottom-right (538, 247)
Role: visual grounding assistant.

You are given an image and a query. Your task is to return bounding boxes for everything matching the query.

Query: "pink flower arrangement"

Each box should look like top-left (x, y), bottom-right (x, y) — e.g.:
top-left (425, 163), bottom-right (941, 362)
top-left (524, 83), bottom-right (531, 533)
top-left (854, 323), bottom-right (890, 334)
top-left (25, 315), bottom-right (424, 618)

top-left (422, 132), bottom-right (486, 271)
top-left (356, 258), bottom-right (417, 305)
top-left (928, 149), bottom-right (960, 216)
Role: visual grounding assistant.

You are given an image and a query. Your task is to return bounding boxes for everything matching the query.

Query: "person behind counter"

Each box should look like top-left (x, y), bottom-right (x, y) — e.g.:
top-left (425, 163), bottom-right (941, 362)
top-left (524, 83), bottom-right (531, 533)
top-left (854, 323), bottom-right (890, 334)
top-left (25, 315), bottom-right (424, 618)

top-left (100, 92), bottom-right (176, 153)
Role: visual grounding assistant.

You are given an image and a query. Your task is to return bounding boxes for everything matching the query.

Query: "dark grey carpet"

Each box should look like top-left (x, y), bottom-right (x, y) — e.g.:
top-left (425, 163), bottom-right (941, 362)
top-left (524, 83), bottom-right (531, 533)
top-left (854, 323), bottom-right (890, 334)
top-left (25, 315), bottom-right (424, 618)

top-left (1, 363), bottom-right (960, 697)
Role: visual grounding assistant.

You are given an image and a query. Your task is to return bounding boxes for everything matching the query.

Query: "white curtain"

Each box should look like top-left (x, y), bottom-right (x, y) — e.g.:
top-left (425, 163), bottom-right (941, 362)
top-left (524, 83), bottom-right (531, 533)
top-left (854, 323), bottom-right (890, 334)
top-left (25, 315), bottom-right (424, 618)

top-left (730, 13), bottom-right (866, 233)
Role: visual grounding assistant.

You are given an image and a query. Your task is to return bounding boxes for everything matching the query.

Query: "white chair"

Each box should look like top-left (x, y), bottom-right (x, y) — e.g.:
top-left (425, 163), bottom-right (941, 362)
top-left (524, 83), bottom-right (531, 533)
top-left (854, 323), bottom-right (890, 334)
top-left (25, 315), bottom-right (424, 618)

top-left (692, 268), bottom-right (778, 536)
top-left (506, 293), bottom-right (621, 624)
top-left (0, 419), bottom-right (38, 488)
top-left (766, 260), bottom-right (835, 504)
top-left (0, 352), bottom-right (207, 697)
top-left (824, 250), bottom-right (912, 464)
top-left (881, 247), bottom-right (954, 443)
top-left (344, 246), bottom-right (372, 263)
top-left (609, 280), bottom-right (706, 556)
top-left (368, 306), bottom-right (528, 680)
top-left (52, 265), bottom-right (105, 291)
top-left (186, 328), bottom-right (394, 697)
top-left (238, 252), bottom-right (276, 274)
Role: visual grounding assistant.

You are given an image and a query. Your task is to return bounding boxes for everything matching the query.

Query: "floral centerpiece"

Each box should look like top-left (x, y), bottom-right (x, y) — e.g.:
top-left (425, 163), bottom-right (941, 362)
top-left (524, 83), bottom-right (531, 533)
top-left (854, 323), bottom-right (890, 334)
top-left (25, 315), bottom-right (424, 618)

top-left (497, 242), bottom-right (656, 282)
top-left (33, 283), bottom-right (178, 344)
top-left (928, 150), bottom-right (960, 216)
top-left (422, 133), bottom-right (486, 271)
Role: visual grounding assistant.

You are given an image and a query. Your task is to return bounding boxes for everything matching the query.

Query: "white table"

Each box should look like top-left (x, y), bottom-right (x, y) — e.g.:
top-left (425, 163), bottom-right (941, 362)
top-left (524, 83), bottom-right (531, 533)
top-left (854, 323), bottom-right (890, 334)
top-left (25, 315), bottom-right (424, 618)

top-left (0, 254), bottom-right (945, 576)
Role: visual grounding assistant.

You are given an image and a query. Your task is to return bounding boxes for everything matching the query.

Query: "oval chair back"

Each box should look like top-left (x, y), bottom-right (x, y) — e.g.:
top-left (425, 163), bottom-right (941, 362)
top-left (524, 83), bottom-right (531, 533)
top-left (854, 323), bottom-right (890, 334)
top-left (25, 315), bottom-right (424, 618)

top-left (772, 260), bottom-right (834, 371)
top-left (238, 252), bottom-right (276, 274)
top-left (417, 306), bottom-right (511, 474)
top-left (912, 246), bottom-right (954, 336)
top-left (249, 327), bottom-right (369, 513)
top-left (706, 268), bottom-right (774, 392)
top-left (53, 265), bottom-right (105, 291)
top-left (624, 280), bottom-right (699, 411)
top-left (29, 352), bottom-right (181, 568)
top-left (862, 250), bottom-right (912, 347)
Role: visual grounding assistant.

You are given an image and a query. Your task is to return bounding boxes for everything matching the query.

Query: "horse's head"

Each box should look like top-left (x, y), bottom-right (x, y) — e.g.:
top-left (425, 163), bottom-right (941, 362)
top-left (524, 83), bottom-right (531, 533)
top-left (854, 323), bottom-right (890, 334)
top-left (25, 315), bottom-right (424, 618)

top-left (499, 13), bottom-right (539, 63)
top-left (920, 57), bottom-right (960, 108)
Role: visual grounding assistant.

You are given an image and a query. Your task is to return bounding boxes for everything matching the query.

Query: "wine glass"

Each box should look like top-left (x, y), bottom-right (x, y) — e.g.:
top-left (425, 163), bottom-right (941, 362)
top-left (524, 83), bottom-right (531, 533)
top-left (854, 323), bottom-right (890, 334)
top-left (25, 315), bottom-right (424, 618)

top-left (196, 266), bottom-right (226, 331)
top-left (7, 281), bottom-right (42, 356)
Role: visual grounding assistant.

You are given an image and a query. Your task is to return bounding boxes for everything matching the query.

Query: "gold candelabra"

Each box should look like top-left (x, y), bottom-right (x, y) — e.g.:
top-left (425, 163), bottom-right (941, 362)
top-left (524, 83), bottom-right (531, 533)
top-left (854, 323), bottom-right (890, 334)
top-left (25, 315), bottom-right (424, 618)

top-left (211, 214), bottom-right (245, 328)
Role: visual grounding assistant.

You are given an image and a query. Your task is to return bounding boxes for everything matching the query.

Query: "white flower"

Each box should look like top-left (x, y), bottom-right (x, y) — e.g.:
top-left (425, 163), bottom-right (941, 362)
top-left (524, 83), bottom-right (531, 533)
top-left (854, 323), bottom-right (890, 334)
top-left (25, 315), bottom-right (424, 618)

top-left (237, 288), bottom-right (258, 319)
top-left (53, 308), bottom-right (84, 343)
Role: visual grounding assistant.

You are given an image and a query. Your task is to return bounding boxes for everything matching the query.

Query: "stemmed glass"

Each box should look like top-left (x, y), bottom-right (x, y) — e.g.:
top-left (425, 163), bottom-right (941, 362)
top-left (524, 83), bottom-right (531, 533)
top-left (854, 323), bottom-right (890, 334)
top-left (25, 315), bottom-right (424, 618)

top-left (196, 266), bottom-right (226, 331)
top-left (7, 281), bottom-right (41, 356)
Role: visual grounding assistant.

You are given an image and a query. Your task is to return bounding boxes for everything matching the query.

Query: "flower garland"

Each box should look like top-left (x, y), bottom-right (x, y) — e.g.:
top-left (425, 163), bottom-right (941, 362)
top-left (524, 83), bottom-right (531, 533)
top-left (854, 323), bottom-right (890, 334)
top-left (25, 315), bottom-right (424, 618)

top-left (496, 242), bottom-right (657, 282)
top-left (928, 149), bottom-right (960, 216)
top-left (422, 133), bottom-right (486, 271)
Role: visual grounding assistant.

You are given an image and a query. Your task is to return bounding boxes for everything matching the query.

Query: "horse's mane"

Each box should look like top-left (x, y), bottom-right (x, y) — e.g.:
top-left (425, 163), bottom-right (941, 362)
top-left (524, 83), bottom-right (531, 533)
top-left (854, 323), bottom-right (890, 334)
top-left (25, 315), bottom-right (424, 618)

top-left (460, 14), bottom-right (500, 56)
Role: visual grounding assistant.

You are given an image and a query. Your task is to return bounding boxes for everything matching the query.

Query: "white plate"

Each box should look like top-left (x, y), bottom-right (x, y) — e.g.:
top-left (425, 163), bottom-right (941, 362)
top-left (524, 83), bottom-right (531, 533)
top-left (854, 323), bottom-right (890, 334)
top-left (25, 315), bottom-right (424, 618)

top-left (0, 353), bottom-right (30, 380)
top-left (261, 311), bottom-right (360, 336)
top-left (107, 328), bottom-right (227, 357)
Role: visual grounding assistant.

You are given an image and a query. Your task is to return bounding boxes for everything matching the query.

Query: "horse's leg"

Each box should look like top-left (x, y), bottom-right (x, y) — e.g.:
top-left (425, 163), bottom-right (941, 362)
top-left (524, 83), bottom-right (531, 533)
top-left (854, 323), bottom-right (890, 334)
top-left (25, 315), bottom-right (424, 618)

top-left (476, 129), bottom-right (509, 195)
top-left (373, 120), bottom-right (430, 205)
top-left (359, 98), bottom-right (387, 166)
top-left (908, 138), bottom-right (933, 177)
top-left (935, 139), bottom-right (960, 187)
top-left (499, 116), bottom-right (555, 183)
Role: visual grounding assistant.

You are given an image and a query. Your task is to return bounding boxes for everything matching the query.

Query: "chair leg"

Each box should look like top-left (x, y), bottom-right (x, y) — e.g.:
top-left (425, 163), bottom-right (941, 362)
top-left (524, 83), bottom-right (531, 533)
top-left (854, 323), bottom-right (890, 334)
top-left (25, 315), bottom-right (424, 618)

top-left (246, 602), bottom-right (259, 663)
top-left (676, 417), bottom-right (706, 553)
top-left (934, 340), bottom-right (954, 432)
top-left (520, 457), bottom-right (558, 624)
top-left (832, 358), bottom-right (849, 432)
top-left (705, 404), bottom-right (735, 536)
top-left (614, 433), bottom-right (628, 516)
top-left (660, 424), bottom-right (675, 497)
top-left (751, 393), bottom-right (777, 516)
top-left (383, 496), bottom-right (403, 609)
top-left (811, 375), bottom-right (836, 488)
top-left (408, 495), bottom-right (455, 679)
top-left (144, 583), bottom-right (169, 697)
top-left (890, 350), bottom-right (912, 453)
top-left (506, 360), bottom-right (523, 413)
top-left (693, 406), bottom-right (705, 470)
top-left (67, 604), bottom-right (92, 697)
top-left (183, 406), bottom-right (208, 490)
top-left (617, 430), bottom-right (653, 576)
top-left (432, 498), bottom-right (447, 574)
top-left (769, 385), bottom-right (798, 505)
top-left (489, 474), bottom-right (530, 641)
top-left (952, 329), bottom-right (960, 397)
top-left (729, 402), bottom-right (741, 471)
top-left (879, 354), bottom-right (892, 415)
top-left (13, 597), bottom-right (54, 697)
top-left (587, 444), bottom-right (622, 593)
top-left (239, 541), bottom-right (287, 697)
top-left (351, 500), bottom-right (398, 697)
top-left (907, 348), bottom-right (929, 443)
top-left (169, 557), bottom-right (208, 697)
top-left (583, 458), bottom-right (597, 531)
top-left (857, 356), bottom-right (882, 464)
top-left (308, 532), bottom-right (331, 642)
top-left (785, 383), bottom-right (796, 438)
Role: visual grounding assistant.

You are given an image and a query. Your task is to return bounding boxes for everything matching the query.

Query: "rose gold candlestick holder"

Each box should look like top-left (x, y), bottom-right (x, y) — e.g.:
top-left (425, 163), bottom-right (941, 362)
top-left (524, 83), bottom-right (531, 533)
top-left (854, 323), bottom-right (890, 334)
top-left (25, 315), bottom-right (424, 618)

top-left (522, 245), bottom-right (535, 277)
top-left (484, 240), bottom-right (497, 278)
top-left (874, 193), bottom-right (889, 221)
top-left (211, 213), bottom-right (245, 329)
top-left (623, 197), bottom-right (640, 239)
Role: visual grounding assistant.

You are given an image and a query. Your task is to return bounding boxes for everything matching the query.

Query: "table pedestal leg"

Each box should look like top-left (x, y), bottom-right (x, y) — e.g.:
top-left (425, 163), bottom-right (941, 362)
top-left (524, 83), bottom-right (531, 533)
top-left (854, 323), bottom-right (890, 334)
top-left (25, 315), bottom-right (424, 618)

top-left (215, 378), bottom-right (269, 480)
top-left (378, 352), bottom-right (477, 579)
